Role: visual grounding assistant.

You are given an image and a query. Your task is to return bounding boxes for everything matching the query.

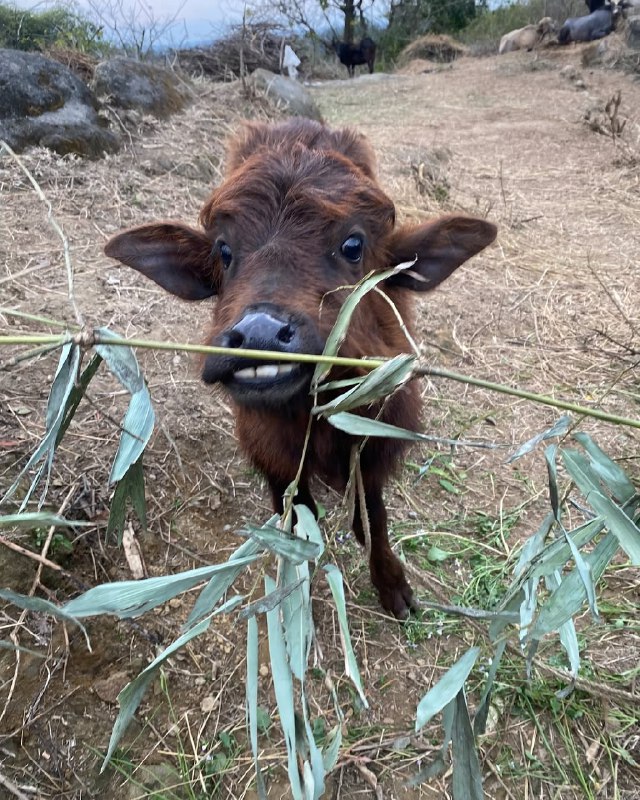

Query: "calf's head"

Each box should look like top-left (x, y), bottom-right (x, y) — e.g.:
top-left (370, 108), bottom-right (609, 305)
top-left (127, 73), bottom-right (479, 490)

top-left (105, 119), bottom-right (496, 410)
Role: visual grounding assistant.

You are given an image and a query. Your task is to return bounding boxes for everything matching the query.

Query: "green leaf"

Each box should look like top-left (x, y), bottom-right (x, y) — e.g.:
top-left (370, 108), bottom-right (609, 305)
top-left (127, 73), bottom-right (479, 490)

top-left (544, 445), bottom-right (560, 522)
top-left (506, 415), bottom-right (571, 463)
top-left (94, 328), bottom-right (145, 393)
top-left (106, 457), bottom-right (147, 543)
top-left (582, 490), bottom-right (640, 565)
top-left (322, 725), bottom-right (342, 773)
top-left (241, 523), bottom-right (322, 564)
top-left (451, 690), bottom-right (484, 800)
top-left (0, 588), bottom-right (89, 647)
top-left (0, 639), bottom-right (47, 658)
top-left (545, 572), bottom-right (580, 677)
top-left (532, 531), bottom-right (619, 638)
top-left (0, 512), bottom-right (88, 529)
top-left (313, 261), bottom-right (415, 386)
top-left (2, 342), bottom-right (80, 508)
top-left (56, 352), bottom-right (103, 446)
top-left (280, 561), bottom-right (311, 682)
top-left (247, 616), bottom-right (267, 799)
top-left (474, 639), bottom-right (506, 737)
top-left (427, 545), bottom-right (451, 563)
top-left (110, 385), bottom-right (155, 484)
top-left (63, 558), bottom-right (259, 619)
top-left (326, 412), bottom-right (425, 441)
top-left (573, 432), bottom-right (636, 504)
top-left (101, 617), bottom-right (211, 770)
top-left (527, 518), bottom-right (603, 581)
top-left (186, 535), bottom-right (265, 628)
top-left (95, 328), bottom-right (155, 484)
top-left (265, 575), bottom-right (303, 799)
top-left (416, 647), bottom-right (480, 731)
top-left (239, 579), bottom-right (305, 620)
top-left (314, 354), bottom-right (415, 416)
top-left (294, 503), bottom-right (325, 558)
top-left (324, 565), bottom-right (368, 709)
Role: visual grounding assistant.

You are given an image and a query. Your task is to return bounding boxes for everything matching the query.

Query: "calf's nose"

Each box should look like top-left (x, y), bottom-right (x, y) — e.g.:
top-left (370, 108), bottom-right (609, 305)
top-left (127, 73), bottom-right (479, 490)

top-left (222, 308), bottom-right (297, 352)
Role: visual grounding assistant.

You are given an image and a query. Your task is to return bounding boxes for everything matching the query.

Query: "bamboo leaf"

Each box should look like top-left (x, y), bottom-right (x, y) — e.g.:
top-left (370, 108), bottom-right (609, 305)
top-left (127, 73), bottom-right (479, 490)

top-left (63, 558), bottom-right (258, 619)
top-left (322, 725), bottom-right (342, 773)
top-left (506, 415), bottom-right (571, 463)
top-left (2, 342), bottom-right (80, 508)
top-left (473, 639), bottom-right (506, 737)
top-left (324, 565), bottom-right (368, 708)
top-left (416, 647), bottom-right (480, 731)
top-left (573, 432), bottom-right (636, 504)
top-left (0, 512), bottom-right (88, 529)
top-left (55, 353), bottom-right (103, 445)
top-left (95, 328), bottom-right (155, 484)
top-left (109, 385), bottom-right (155, 484)
top-left (313, 261), bottom-right (415, 385)
top-left (101, 617), bottom-right (211, 770)
top-left (0, 589), bottom-right (89, 643)
top-left (247, 616), bottom-right (267, 799)
top-left (314, 354), bottom-right (415, 415)
top-left (186, 538), bottom-right (264, 628)
top-left (545, 572), bottom-right (581, 677)
top-left (545, 445), bottom-right (560, 522)
top-left (240, 578), bottom-right (305, 620)
top-left (265, 575), bottom-right (304, 799)
top-left (451, 690), bottom-right (484, 800)
top-left (582, 490), bottom-right (640, 565)
top-left (241, 523), bottom-right (322, 564)
top-left (106, 457), bottom-right (147, 543)
top-left (326, 412), bottom-right (425, 441)
top-left (531, 531), bottom-right (619, 638)
top-left (294, 503), bottom-right (325, 558)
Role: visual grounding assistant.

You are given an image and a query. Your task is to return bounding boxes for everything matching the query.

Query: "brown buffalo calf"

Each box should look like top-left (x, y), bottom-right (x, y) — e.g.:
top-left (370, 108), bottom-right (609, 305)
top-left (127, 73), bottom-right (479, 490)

top-left (105, 118), bottom-right (496, 618)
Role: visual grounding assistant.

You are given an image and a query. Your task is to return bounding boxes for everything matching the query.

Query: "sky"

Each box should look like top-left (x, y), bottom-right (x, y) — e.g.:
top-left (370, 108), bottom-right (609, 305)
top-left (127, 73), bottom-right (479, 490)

top-left (13, 0), bottom-right (258, 47)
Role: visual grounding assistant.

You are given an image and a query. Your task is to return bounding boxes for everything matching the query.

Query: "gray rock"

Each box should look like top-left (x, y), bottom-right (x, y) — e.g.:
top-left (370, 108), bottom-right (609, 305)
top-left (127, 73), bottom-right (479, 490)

top-left (0, 49), bottom-right (118, 157)
top-left (249, 69), bottom-right (323, 122)
top-left (93, 57), bottom-right (189, 118)
top-left (627, 17), bottom-right (640, 49)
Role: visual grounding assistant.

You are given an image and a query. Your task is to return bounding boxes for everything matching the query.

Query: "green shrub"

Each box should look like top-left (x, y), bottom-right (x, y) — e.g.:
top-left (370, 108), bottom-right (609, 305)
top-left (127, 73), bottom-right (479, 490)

top-left (0, 2), bottom-right (106, 54)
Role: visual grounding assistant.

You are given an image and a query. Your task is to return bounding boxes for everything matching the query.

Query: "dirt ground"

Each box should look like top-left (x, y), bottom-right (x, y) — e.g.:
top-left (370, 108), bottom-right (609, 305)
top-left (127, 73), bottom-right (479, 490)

top-left (1, 45), bottom-right (639, 800)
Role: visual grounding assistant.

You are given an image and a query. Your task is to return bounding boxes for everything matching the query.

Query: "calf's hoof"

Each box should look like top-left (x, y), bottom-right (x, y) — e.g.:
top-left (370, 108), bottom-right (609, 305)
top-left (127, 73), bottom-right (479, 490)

top-left (371, 553), bottom-right (418, 620)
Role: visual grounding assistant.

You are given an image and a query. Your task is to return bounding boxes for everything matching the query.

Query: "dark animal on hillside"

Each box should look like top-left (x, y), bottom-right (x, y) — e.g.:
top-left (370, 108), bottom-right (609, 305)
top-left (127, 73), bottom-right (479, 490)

top-left (334, 37), bottom-right (376, 77)
top-left (585, 0), bottom-right (605, 12)
top-left (558, 2), bottom-right (622, 42)
top-left (104, 118), bottom-right (496, 619)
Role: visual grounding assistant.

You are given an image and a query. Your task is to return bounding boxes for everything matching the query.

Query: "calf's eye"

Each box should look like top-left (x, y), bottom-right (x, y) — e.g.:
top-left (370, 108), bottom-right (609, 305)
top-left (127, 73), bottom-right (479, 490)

top-left (218, 241), bottom-right (233, 269)
top-left (341, 234), bottom-right (363, 263)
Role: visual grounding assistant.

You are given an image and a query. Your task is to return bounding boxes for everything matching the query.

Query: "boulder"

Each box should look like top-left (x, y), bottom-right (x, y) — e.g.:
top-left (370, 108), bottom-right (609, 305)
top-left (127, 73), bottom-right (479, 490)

top-left (92, 57), bottom-right (189, 118)
top-left (249, 69), bottom-right (323, 122)
top-left (0, 49), bottom-right (118, 158)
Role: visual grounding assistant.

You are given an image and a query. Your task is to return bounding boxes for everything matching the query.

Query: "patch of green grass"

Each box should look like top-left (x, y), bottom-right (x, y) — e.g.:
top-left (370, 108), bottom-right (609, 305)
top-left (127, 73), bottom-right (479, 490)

top-left (407, 452), bottom-right (468, 495)
top-left (31, 526), bottom-right (74, 557)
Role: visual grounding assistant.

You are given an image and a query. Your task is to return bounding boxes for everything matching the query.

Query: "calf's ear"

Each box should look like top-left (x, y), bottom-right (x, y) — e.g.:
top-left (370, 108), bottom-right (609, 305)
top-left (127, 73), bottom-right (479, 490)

top-left (104, 222), bottom-right (219, 301)
top-left (385, 215), bottom-right (497, 292)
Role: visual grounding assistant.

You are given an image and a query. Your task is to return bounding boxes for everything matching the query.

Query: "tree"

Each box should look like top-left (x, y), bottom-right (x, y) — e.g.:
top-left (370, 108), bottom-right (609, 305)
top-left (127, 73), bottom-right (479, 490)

top-left (256, 0), bottom-right (375, 44)
top-left (83, 0), bottom-right (187, 58)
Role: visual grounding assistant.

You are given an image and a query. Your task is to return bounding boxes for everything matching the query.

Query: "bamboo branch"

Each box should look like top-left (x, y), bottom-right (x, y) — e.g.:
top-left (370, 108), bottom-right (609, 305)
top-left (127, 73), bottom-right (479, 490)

top-left (0, 331), bottom-right (638, 430)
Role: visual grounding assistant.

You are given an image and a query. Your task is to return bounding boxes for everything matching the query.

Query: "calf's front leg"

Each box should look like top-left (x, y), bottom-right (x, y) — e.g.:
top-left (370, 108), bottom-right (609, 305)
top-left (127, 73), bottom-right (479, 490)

top-left (353, 479), bottom-right (417, 620)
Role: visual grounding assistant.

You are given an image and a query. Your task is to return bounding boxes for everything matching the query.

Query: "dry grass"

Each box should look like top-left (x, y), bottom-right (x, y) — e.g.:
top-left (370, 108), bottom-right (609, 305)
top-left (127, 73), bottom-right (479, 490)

top-left (1, 51), bottom-right (640, 799)
top-left (397, 34), bottom-right (469, 66)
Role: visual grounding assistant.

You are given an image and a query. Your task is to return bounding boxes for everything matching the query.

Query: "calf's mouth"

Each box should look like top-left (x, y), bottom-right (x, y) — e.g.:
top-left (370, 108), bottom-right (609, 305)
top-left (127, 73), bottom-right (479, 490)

top-left (202, 303), bottom-right (323, 408)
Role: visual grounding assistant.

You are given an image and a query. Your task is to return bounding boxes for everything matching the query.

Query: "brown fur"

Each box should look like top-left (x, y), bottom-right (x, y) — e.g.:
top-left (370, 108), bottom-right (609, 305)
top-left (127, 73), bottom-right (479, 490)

top-left (104, 117), bottom-right (497, 618)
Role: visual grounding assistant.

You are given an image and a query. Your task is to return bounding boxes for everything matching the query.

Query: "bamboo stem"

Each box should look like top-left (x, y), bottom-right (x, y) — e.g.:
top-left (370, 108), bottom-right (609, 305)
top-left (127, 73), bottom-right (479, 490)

top-left (0, 332), bottom-right (638, 430)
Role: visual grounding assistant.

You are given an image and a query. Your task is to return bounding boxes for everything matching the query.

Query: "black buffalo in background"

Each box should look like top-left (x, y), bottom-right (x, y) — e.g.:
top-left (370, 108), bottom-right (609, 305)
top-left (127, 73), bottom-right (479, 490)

top-left (333, 37), bottom-right (376, 77)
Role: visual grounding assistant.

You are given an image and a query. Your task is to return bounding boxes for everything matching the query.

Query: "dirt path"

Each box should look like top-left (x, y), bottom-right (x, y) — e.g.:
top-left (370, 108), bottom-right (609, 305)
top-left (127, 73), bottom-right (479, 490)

top-left (1, 51), bottom-right (639, 799)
